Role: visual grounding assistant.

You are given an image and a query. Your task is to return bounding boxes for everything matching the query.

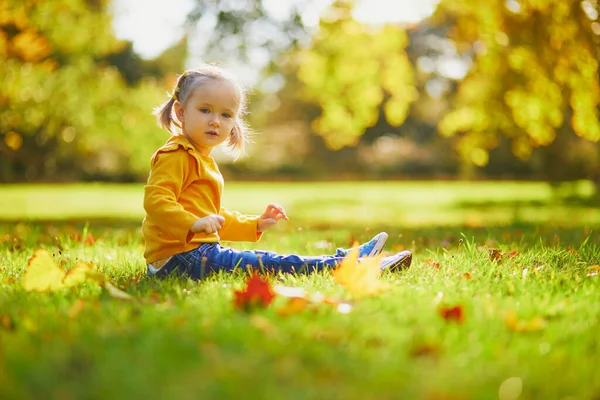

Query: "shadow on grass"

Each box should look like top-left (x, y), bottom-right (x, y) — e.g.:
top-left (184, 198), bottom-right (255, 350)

top-left (1, 217), bottom-right (597, 251)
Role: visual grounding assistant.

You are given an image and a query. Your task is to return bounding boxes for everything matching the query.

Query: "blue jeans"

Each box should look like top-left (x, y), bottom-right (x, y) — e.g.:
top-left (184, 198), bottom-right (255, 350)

top-left (149, 242), bottom-right (346, 280)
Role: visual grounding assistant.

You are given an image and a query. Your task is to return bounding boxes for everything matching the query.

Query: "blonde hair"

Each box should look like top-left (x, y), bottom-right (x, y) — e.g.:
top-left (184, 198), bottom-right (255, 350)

top-left (153, 64), bottom-right (251, 157)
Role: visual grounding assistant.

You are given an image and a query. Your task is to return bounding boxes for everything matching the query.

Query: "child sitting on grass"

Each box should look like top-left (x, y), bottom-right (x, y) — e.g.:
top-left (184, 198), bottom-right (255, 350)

top-left (142, 64), bottom-right (412, 279)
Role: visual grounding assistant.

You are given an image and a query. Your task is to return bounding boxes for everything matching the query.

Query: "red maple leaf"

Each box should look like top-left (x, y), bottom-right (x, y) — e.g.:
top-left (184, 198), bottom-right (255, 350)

top-left (233, 274), bottom-right (276, 311)
top-left (438, 304), bottom-right (465, 324)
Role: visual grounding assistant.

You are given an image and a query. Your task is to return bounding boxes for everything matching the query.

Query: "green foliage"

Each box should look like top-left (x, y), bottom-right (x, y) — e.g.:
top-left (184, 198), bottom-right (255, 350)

top-left (435, 0), bottom-right (600, 165)
top-left (0, 0), bottom-right (169, 181)
top-left (297, 1), bottom-right (417, 149)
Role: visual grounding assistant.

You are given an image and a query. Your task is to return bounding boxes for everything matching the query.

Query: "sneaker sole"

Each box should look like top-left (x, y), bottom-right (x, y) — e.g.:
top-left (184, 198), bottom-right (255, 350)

top-left (366, 232), bottom-right (388, 257)
top-left (381, 250), bottom-right (412, 271)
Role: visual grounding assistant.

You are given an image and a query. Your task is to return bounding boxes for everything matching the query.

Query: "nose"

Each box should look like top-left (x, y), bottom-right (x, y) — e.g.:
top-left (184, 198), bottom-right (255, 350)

top-left (209, 115), bottom-right (220, 127)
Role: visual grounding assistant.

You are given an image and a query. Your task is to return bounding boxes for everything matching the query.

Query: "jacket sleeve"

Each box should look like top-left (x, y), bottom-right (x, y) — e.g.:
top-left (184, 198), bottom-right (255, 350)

top-left (218, 207), bottom-right (262, 242)
top-left (143, 149), bottom-right (198, 244)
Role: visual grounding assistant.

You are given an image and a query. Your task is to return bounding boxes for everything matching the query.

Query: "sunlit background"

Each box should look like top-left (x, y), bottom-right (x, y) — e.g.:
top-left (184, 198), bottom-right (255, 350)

top-left (1, 0), bottom-right (600, 187)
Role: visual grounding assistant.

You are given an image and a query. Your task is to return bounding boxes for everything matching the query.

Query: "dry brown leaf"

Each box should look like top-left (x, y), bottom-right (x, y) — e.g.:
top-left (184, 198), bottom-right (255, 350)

top-left (488, 249), bottom-right (504, 262)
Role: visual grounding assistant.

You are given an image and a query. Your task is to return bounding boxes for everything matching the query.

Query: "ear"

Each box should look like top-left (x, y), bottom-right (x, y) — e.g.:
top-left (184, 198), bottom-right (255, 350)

top-left (174, 101), bottom-right (185, 122)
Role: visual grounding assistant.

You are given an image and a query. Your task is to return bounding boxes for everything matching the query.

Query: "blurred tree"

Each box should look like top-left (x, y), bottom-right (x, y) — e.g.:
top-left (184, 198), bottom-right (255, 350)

top-left (190, 0), bottom-right (600, 186)
top-left (187, 0), bottom-right (309, 64)
top-left (0, 0), bottom-right (167, 181)
top-left (295, 1), bottom-right (417, 149)
top-left (433, 0), bottom-right (600, 176)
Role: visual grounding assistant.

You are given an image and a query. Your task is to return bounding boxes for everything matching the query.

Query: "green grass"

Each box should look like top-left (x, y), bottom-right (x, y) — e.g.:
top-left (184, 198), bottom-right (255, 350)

top-left (1, 181), bottom-right (599, 399)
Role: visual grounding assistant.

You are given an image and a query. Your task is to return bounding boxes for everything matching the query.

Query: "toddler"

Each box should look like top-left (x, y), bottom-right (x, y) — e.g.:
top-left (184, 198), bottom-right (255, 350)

top-left (142, 65), bottom-right (412, 279)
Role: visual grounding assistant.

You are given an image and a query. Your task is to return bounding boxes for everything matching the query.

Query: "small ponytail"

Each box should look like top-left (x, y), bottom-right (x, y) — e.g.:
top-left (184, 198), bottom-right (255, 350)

top-left (153, 97), bottom-right (179, 134)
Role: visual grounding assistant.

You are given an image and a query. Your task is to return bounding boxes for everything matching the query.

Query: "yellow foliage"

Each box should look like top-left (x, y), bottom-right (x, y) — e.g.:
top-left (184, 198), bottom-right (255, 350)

top-left (12, 29), bottom-right (51, 62)
top-left (332, 249), bottom-right (389, 297)
top-left (298, 1), bottom-right (416, 149)
top-left (435, 0), bottom-right (600, 164)
top-left (4, 131), bottom-right (22, 151)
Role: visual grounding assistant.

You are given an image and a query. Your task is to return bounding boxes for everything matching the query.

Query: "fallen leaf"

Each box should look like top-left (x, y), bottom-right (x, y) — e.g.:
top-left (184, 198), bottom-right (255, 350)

top-left (488, 249), bottom-right (504, 262)
top-left (410, 342), bottom-right (441, 358)
top-left (586, 265), bottom-right (600, 277)
top-left (277, 297), bottom-right (310, 316)
top-left (423, 258), bottom-right (441, 270)
top-left (332, 249), bottom-right (389, 298)
top-left (506, 250), bottom-right (519, 259)
top-left (461, 272), bottom-right (472, 280)
top-left (233, 273), bottom-right (276, 311)
top-left (438, 304), bottom-right (465, 324)
top-left (273, 285), bottom-right (351, 315)
top-left (504, 311), bottom-right (546, 332)
top-left (63, 260), bottom-right (103, 287)
top-left (21, 249), bottom-right (66, 291)
top-left (21, 249), bottom-right (134, 301)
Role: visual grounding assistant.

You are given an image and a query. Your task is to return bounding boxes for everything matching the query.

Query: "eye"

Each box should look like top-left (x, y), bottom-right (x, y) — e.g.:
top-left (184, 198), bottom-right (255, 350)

top-left (199, 108), bottom-right (210, 113)
top-left (222, 113), bottom-right (232, 118)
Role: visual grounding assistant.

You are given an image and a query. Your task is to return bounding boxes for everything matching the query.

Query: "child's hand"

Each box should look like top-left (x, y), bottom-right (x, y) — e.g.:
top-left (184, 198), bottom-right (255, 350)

top-left (258, 204), bottom-right (289, 232)
top-left (191, 214), bottom-right (225, 234)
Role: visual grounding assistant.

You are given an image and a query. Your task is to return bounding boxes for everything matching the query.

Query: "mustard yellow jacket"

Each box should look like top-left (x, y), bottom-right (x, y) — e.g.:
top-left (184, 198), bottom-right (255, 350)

top-left (142, 135), bottom-right (261, 264)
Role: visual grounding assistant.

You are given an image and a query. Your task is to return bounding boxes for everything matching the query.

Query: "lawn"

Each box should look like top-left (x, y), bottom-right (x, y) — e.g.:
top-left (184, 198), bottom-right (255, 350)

top-left (0, 181), bottom-right (599, 399)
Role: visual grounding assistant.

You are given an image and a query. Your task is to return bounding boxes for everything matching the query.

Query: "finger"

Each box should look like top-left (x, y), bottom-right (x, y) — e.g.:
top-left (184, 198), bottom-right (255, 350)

top-left (216, 215), bottom-right (225, 224)
top-left (269, 204), bottom-right (289, 220)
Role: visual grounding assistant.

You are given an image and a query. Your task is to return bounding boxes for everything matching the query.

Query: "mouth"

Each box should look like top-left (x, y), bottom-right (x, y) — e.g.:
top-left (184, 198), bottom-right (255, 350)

top-left (205, 131), bottom-right (219, 137)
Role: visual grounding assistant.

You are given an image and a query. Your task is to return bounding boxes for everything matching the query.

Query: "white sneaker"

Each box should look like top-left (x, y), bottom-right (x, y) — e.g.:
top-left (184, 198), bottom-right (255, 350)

top-left (379, 250), bottom-right (412, 271)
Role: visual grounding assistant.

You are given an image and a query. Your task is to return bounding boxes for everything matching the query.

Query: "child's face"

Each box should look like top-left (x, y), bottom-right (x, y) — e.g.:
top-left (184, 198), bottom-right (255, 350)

top-left (175, 79), bottom-right (240, 156)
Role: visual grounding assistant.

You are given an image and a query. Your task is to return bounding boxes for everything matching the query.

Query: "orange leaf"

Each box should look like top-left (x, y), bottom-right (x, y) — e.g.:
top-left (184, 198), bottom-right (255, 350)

top-left (331, 249), bottom-right (388, 298)
top-left (277, 297), bottom-right (310, 316)
top-left (438, 304), bottom-right (465, 324)
top-left (233, 274), bottom-right (275, 311)
top-left (506, 250), bottom-right (519, 259)
top-left (423, 258), bottom-right (441, 270)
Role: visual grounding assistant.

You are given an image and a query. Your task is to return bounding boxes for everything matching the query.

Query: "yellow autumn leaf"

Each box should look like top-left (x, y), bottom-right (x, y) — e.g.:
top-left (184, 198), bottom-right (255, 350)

top-left (22, 249), bottom-right (134, 301)
top-left (332, 248), bottom-right (389, 297)
top-left (63, 260), bottom-right (104, 288)
top-left (21, 249), bottom-right (66, 292)
top-left (504, 311), bottom-right (547, 333)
